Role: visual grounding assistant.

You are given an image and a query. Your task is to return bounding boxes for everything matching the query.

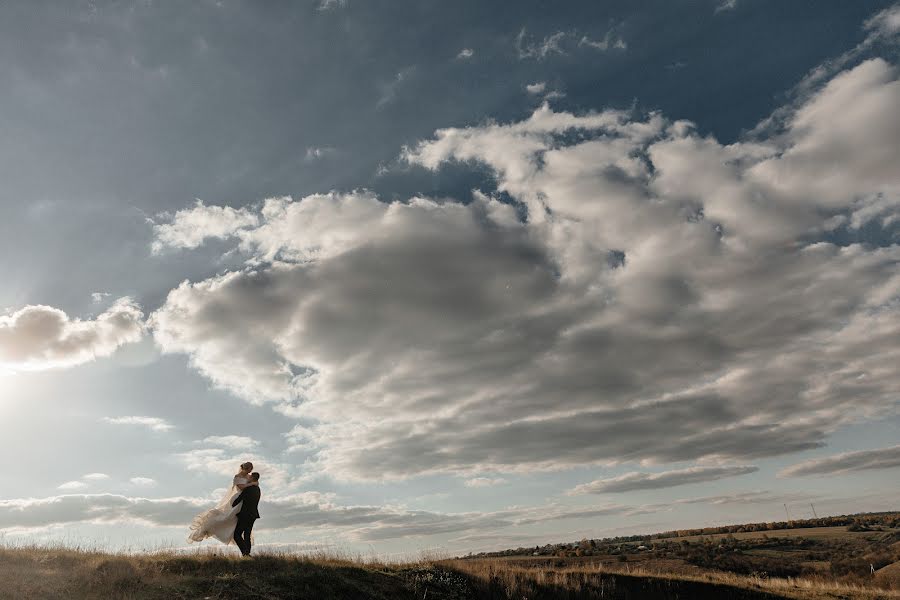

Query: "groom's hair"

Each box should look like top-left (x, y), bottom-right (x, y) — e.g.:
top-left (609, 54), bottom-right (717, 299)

top-left (250, 472), bottom-right (260, 481)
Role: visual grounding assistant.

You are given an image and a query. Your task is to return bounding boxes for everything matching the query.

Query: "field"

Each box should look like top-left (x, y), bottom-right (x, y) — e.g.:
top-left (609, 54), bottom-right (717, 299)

top-left (647, 525), bottom-right (887, 543)
top-left (1, 541), bottom-right (898, 599)
top-left (2, 514), bottom-right (899, 599)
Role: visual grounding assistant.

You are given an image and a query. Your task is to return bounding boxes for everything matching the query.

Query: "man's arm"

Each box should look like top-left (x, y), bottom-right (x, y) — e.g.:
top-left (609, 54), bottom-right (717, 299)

top-left (231, 490), bottom-right (245, 507)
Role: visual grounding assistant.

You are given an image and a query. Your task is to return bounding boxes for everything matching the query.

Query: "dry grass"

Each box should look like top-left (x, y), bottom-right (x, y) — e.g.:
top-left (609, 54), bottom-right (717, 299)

top-left (0, 543), bottom-right (438, 600)
top-left (444, 557), bottom-right (900, 600)
top-left (2, 542), bottom-right (898, 599)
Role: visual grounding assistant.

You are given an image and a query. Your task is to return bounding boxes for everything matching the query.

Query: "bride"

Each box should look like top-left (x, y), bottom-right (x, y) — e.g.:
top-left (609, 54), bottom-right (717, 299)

top-left (188, 461), bottom-right (259, 544)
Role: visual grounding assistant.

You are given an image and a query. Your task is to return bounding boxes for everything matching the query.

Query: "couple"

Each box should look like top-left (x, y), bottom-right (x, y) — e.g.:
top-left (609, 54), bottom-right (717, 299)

top-left (188, 461), bottom-right (262, 556)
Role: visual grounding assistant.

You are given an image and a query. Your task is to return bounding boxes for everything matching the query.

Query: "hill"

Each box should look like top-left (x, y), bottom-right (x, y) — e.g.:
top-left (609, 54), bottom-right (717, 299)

top-left (470, 512), bottom-right (900, 559)
top-left (2, 544), bottom-right (899, 600)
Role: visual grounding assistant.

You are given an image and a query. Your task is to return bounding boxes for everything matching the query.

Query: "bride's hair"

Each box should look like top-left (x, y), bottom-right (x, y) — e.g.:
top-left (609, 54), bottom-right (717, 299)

top-left (240, 462), bottom-right (253, 471)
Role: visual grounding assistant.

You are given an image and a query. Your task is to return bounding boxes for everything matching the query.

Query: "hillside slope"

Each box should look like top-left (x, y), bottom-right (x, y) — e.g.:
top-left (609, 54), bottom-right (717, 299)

top-left (1, 546), bottom-right (897, 599)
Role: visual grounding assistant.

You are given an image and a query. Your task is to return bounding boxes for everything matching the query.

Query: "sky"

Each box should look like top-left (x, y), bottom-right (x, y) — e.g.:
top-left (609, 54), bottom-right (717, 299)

top-left (1, 0), bottom-right (899, 557)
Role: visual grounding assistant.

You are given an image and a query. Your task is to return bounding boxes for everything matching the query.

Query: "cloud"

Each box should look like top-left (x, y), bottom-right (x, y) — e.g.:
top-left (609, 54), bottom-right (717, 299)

top-left (57, 473), bottom-right (111, 490)
top-left (515, 28), bottom-right (625, 59)
top-left (0, 494), bottom-right (204, 530)
top-left (151, 200), bottom-right (259, 253)
top-left (130, 477), bottom-right (157, 486)
top-left (150, 57), bottom-right (900, 482)
top-left (90, 292), bottom-right (111, 303)
top-left (515, 28), bottom-right (567, 60)
top-left (317, 0), bottom-right (347, 10)
top-left (578, 32), bottom-right (626, 51)
top-left (779, 445), bottom-right (900, 478)
top-left (865, 4), bottom-right (900, 37)
top-left (673, 490), bottom-right (812, 505)
top-left (102, 416), bottom-right (174, 432)
top-left (0, 492), bottom-right (648, 543)
top-left (463, 477), bottom-right (507, 488)
top-left (457, 48), bottom-right (474, 60)
top-left (199, 435), bottom-right (258, 449)
top-left (715, 0), bottom-right (738, 13)
top-left (0, 298), bottom-right (144, 372)
top-left (751, 7), bottom-right (900, 138)
top-left (304, 146), bottom-right (336, 161)
top-left (174, 447), bottom-right (303, 495)
top-left (376, 67), bottom-right (415, 109)
top-left (512, 503), bottom-right (658, 526)
top-left (569, 465), bottom-right (759, 494)
top-left (57, 481), bottom-right (88, 491)
top-left (526, 82), bottom-right (565, 102)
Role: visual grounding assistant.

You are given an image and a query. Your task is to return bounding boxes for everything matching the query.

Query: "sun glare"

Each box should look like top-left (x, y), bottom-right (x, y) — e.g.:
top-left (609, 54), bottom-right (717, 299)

top-left (0, 373), bottom-right (19, 413)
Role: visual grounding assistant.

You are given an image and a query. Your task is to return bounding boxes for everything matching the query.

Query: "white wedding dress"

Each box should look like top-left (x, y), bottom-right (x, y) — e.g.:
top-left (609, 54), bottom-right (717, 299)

top-left (187, 475), bottom-right (248, 544)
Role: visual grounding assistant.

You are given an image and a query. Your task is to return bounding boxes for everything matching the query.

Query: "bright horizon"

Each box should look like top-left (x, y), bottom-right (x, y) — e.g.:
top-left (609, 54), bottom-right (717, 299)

top-left (1, 0), bottom-right (899, 557)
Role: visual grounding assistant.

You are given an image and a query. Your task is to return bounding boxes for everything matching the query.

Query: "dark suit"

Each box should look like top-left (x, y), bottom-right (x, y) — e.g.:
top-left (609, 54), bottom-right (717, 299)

top-left (232, 485), bottom-right (261, 556)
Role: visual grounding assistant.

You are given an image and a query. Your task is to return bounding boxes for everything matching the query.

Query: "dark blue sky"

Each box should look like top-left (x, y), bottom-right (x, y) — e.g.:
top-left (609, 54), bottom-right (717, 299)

top-left (2, 0), bottom-right (893, 312)
top-left (0, 0), bottom-right (893, 212)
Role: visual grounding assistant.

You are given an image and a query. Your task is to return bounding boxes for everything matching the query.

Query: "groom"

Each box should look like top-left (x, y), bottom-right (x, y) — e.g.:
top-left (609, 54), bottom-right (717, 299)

top-left (232, 472), bottom-right (261, 556)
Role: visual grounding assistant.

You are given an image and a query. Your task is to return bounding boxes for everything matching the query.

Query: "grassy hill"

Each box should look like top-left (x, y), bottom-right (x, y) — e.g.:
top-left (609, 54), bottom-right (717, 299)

top-left (2, 545), bottom-right (899, 600)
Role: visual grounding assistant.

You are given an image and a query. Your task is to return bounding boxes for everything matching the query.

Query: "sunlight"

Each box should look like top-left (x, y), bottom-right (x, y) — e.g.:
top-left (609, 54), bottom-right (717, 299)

top-left (0, 372), bottom-right (20, 414)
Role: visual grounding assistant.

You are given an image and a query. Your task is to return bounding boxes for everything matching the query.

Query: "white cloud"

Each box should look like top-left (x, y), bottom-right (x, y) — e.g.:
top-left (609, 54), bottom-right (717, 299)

top-left (102, 416), bottom-right (174, 432)
top-left (317, 0), bottom-right (346, 10)
top-left (578, 32), bottom-right (626, 51)
top-left (865, 4), bottom-right (900, 37)
top-left (82, 473), bottom-right (110, 481)
top-left (304, 146), bottom-right (336, 161)
top-left (284, 424), bottom-right (319, 453)
top-left (463, 477), bottom-right (507, 488)
top-left (174, 447), bottom-right (300, 495)
top-left (751, 7), bottom-right (900, 137)
top-left (57, 481), bottom-right (87, 491)
top-left (516, 28), bottom-right (625, 59)
top-left (0, 492), bottom-right (650, 543)
top-left (673, 490), bottom-right (812, 505)
top-left (515, 28), bottom-right (567, 60)
top-left (90, 292), bottom-right (111, 303)
top-left (715, 0), bottom-right (738, 13)
top-left (569, 466), bottom-right (759, 494)
top-left (150, 58), bottom-right (900, 482)
top-left (376, 67), bottom-right (415, 109)
top-left (457, 48), bottom-right (474, 60)
top-left (0, 298), bottom-right (144, 372)
top-left (526, 83), bottom-right (565, 101)
top-left (130, 477), bottom-right (157, 486)
top-left (199, 435), bottom-right (258, 449)
top-left (151, 200), bottom-right (259, 253)
top-left (779, 445), bottom-right (900, 478)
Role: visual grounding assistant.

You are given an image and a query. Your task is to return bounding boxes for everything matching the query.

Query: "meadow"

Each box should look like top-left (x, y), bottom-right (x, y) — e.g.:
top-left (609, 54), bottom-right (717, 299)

top-left (2, 513), bottom-right (899, 599)
top-left (1, 532), bottom-right (898, 599)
